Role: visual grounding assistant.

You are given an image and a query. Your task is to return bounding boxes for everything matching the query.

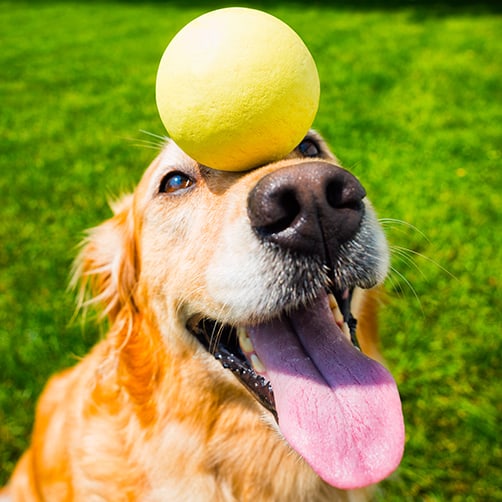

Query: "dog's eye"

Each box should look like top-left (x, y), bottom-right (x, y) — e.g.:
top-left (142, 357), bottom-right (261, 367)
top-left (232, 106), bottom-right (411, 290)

top-left (159, 172), bottom-right (194, 194)
top-left (298, 138), bottom-right (321, 158)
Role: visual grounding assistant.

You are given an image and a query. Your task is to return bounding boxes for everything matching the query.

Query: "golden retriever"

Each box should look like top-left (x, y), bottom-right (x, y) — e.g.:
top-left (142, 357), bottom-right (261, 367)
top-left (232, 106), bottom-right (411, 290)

top-left (1, 131), bottom-right (404, 501)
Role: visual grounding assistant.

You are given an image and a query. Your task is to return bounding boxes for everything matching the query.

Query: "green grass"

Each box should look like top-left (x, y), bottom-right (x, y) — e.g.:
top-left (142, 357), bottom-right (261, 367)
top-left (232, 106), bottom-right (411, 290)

top-left (1, 1), bottom-right (500, 499)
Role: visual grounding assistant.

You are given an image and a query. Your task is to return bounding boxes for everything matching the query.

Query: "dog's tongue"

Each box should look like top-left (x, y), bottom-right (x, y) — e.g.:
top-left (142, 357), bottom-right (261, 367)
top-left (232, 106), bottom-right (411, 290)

top-left (247, 294), bottom-right (404, 490)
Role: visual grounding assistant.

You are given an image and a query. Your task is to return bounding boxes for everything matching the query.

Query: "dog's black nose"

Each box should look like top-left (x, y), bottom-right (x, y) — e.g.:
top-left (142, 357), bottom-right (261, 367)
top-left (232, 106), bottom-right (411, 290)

top-left (247, 162), bottom-right (366, 258)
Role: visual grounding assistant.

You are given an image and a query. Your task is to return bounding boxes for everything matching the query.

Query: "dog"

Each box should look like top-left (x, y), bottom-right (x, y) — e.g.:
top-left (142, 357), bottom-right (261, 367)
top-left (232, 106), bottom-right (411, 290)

top-left (1, 131), bottom-right (404, 501)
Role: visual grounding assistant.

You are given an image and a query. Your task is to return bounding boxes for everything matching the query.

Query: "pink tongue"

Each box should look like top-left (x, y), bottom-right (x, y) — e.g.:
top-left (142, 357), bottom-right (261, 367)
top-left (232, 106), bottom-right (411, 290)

top-left (247, 294), bottom-right (404, 490)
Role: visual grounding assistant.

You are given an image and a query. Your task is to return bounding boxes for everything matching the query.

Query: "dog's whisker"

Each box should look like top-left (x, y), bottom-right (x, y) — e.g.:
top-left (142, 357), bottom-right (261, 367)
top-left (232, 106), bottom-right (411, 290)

top-left (122, 130), bottom-right (169, 151)
top-left (379, 218), bottom-right (430, 242)
top-left (129, 140), bottom-right (166, 151)
top-left (209, 323), bottom-right (225, 355)
top-left (383, 268), bottom-right (407, 302)
top-left (208, 302), bottom-right (234, 354)
top-left (390, 246), bottom-right (428, 280)
top-left (391, 245), bottom-right (456, 280)
top-left (386, 265), bottom-right (425, 317)
top-left (138, 129), bottom-right (169, 142)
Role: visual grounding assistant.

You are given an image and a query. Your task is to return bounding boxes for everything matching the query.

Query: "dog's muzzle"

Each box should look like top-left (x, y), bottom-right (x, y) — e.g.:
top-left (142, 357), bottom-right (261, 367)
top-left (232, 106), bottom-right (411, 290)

top-left (190, 159), bottom-right (404, 490)
top-left (247, 161), bottom-right (366, 260)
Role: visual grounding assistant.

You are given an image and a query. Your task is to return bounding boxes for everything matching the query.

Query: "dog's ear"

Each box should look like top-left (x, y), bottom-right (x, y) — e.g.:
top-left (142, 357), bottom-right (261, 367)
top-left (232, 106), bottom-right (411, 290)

top-left (72, 194), bottom-right (138, 323)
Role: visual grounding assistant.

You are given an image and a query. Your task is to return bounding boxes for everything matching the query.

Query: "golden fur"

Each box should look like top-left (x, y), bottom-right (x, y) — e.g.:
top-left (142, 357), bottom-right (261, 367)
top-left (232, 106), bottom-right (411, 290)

top-left (2, 133), bottom-right (388, 501)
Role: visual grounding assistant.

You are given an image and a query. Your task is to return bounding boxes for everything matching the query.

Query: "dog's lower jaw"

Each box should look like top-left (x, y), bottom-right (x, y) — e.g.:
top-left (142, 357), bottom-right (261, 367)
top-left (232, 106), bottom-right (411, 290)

top-left (105, 315), bottom-right (362, 501)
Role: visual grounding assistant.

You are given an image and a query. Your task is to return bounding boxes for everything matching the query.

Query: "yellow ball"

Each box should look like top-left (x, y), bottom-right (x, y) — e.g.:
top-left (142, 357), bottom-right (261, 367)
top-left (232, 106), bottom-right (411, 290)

top-left (156, 7), bottom-right (320, 171)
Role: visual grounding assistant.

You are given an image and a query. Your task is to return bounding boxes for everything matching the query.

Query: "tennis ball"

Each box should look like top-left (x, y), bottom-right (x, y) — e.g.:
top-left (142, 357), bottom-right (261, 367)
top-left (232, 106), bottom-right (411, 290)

top-left (156, 7), bottom-right (320, 172)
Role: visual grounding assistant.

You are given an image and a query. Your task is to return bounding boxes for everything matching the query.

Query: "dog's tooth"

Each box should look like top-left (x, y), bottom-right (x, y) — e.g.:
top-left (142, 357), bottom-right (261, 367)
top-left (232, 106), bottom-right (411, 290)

top-left (328, 293), bottom-right (344, 327)
top-left (250, 354), bottom-right (266, 374)
top-left (237, 327), bottom-right (254, 353)
top-left (328, 293), bottom-right (338, 310)
top-left (341, 322), bottom-right (351, 341)
top-left (236, 326), bottom-right (247, 340)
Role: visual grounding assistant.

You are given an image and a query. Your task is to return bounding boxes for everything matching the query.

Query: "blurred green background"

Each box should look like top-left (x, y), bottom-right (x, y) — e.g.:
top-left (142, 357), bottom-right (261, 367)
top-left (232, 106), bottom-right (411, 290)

top-left (1, 1), bottom-right (500, 499)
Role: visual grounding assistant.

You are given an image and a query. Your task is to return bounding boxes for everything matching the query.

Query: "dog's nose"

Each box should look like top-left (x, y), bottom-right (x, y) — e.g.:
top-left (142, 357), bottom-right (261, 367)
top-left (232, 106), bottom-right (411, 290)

top-left (247, 162), bottom-right (366, 258)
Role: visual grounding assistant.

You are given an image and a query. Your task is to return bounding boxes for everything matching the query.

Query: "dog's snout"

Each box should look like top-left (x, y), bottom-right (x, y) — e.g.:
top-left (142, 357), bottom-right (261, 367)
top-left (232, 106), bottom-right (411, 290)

top-left (247, 162), bottom-right (366, 257)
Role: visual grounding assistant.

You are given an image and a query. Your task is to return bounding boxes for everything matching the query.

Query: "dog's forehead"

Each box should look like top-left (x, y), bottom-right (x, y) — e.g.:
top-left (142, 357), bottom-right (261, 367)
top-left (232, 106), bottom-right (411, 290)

top-left (159, 140), bottom-right (194, 167)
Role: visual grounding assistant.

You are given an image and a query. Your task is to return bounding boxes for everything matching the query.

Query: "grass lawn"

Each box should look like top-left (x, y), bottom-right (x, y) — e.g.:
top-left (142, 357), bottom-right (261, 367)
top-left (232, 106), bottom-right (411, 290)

top-left (1, 0), bottom-right (500, 499)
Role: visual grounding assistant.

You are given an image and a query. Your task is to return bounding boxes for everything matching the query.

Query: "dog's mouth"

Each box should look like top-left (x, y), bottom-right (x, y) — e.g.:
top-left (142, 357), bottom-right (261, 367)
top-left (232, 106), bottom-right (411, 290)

top-left (188, 287), bottom-right (358, 419)
top-left (187, 285), bottom-right (404, 490)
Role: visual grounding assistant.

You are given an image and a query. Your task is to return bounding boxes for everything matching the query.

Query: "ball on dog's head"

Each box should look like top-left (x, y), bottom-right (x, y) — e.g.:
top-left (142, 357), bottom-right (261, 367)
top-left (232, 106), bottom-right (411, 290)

top-left (156, 7), bottom-right (320, 172)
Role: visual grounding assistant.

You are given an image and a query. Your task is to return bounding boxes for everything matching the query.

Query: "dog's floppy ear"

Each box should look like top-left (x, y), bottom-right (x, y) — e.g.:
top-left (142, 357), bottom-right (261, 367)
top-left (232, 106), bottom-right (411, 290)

top-left (72, 194), bottom-right (138, 323)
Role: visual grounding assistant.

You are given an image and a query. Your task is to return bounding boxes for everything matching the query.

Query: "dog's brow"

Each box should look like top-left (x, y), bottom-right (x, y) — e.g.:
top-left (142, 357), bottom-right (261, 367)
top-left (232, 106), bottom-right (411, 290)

top-left (199, 165), bottom-right (217, 178)
top-left (200, 165), bottom-right (242, 188)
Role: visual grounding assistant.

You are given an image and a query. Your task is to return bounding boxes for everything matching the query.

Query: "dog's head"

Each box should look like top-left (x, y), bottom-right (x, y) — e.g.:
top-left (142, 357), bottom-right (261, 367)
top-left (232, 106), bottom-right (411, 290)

top-left (76, 131), bottom-right (404, 490)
